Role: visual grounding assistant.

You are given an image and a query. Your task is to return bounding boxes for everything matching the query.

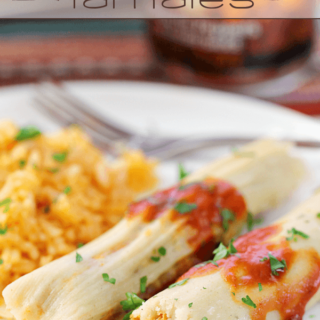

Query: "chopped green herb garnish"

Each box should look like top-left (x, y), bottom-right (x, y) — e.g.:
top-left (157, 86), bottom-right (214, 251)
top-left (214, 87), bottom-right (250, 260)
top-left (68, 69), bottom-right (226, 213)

top-left (103, 273), bottom-right (116, 285)
top-left (178, 163), bottom-right (189, 180)
top-left (151, 256), bottom-right (160, 262)
top-left (48, 168), bottom-right (59, 174)
top-left (282, 259), bottom-right (287, 269)
top-left (188, 302), bottom-right (193, 308)
top-left (268, 253), bottom-right (287, 276)
top-left (229, 238), bottom-right (237, 254)
top-left (260, 257), bottom-right (268, 262)
top-left (203, 287), bottom-right (206, 289)
top-left (32, 164), bottom-right (38, 170)
top-left (151, 247), bottom-right (166, 262)
top-left (140, 276), bottom-right (147, 293)
top-left (232, 292), bottom-right (235, 296)
top-left (247, 212), bottom-right (254, 232)
top-left (19, 160), bottom-right (26, 168)
top-left (158, 247), bottom-right (166, 256)
top-left (242, 295), bottom-right (257, 308)
top-left (120, 294), bottom-right (144, 310)
top-left (309, 315), bottom-right (316, 318)
top-left (213, 242), bottom-right (229, 262)
top-left (0, 225), bottom-right (8, 235)
top-left (15, 126), bottom-right (41, 141)
top-left (194, 260), bottom-right (218, 268)
top-left (317, 213), bottom-right (320, 218)
top-left (0, 259), bottom-right (3, 265)
top-left (123, 311), bottom-right (132, 320)
top-left (63, 186), bottom-right (72, 194)
top-left (213, 239), bottom-right (238, 262)
top-left (52, 151), bottom-right (68, 163)
top-left (0, 198), bottom-right (11, 207)
top-left (258, 283), bottom-right (263, 292)
top-left (120, 292), bottom-right (145, 320)
top-left (247, 212), bottom-right (263, 231)
top-left (202, 318), bottom-right (208, 320)
top-left (43, 205), bottom-right (50, 214)
top-left (77, 243), bottom-right (84, 248)
top-left (286, 228), bottom-right (309, 241)
top-left (174, 298), bottom-right (178, 301)
top-left (221, 208), bottom-right (235, 231)
top-left (168, 278), bottom-right (189, 289)
top-left (174, 202), bottom-right (197, 214)
top-left (76, 252), bottom-right (83, 263)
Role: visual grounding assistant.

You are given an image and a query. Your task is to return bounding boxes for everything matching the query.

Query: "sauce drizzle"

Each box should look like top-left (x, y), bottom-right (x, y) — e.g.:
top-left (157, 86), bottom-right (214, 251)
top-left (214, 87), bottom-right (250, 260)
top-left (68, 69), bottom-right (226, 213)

top-left (179, 225), bottom-right (320, 320)
top-left (128, 179), bottom-right (247, 249)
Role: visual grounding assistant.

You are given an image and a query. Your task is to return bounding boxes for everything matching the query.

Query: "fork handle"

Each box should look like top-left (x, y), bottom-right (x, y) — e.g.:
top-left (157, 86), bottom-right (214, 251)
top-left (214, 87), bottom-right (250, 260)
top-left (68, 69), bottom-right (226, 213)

top-left (145, 137), bottom-right (320, 159)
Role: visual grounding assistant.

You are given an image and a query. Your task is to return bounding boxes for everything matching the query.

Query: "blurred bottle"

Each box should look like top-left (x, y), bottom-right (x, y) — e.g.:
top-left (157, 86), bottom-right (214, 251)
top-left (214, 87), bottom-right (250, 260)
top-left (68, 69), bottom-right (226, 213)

top-left (148, 20), bottom-right (314, 96)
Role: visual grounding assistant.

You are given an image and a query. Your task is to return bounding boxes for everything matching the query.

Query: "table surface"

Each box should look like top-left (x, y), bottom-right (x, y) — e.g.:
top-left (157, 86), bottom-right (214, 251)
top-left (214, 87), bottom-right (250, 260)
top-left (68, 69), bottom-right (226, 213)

top-left (1, 19), bottom-right (320, 115)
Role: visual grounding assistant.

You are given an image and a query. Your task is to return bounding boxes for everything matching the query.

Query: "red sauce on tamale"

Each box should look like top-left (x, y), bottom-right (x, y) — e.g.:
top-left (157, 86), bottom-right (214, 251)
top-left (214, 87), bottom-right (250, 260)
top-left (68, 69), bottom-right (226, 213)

top-left (179, 225), bottom-right (320, 320)
top-left (128, 178), bottom-right (247, 249)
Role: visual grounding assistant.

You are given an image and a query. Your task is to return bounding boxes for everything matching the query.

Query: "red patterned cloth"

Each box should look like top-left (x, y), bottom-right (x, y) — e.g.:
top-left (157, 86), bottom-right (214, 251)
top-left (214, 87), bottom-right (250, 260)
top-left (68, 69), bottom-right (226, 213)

top-left (0, 35), bottom-right (156, 83)
top-left (0, 33), bottom-right (320, 115)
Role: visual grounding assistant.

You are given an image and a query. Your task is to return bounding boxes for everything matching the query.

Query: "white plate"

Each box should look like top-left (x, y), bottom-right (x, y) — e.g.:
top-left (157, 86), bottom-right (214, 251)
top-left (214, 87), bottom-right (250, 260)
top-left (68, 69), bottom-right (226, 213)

top-left (1, 80), bottom-right (320, 318)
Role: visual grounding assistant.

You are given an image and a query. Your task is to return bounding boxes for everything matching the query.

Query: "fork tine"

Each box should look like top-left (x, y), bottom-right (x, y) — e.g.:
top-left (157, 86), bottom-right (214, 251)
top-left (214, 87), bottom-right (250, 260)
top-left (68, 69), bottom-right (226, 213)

top-left (35, 83), bottom-right (127, 141)
top-left (40, 82), bottom-right (133, 140)
top-left (34, 94), bottom-right (74, 127)
top-left (35, 83), bottom-right (122, 141)
top-left (33, 89), bottom-right (119, 156)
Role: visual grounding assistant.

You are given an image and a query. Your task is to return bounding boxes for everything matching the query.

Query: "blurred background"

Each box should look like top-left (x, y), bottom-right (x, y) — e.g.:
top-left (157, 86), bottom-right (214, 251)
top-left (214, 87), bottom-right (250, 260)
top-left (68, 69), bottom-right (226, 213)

top-left (1, 19), bottom-right (320, 115)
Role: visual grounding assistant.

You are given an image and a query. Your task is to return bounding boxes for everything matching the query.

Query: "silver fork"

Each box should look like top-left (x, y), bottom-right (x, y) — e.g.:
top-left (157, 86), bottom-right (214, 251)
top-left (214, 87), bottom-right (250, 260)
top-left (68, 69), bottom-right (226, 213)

top-left (34, 82), bottom-right (183, 156)
top-left (33, 81), bottom-right (320, 159)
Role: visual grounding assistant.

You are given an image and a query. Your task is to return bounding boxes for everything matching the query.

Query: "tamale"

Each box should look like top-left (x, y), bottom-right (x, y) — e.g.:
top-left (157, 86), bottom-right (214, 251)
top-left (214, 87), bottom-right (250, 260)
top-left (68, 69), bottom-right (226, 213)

top-left (3, 140), bottom-right (305, 320)
top-left (132, 191), bottom-right (320, 320)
